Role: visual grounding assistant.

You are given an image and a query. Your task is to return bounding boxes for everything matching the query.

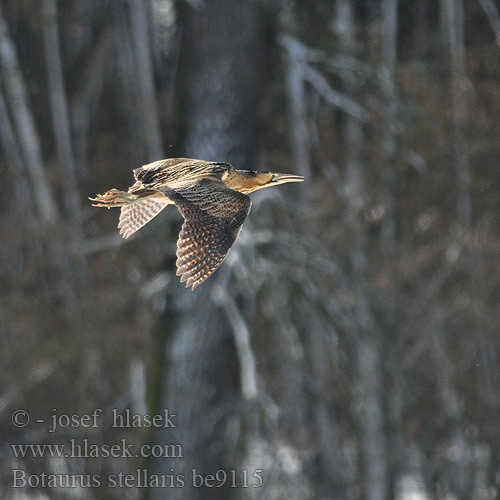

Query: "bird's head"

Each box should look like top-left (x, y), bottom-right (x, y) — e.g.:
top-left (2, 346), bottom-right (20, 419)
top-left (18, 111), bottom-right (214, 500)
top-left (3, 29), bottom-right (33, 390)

top-left (227, 170), bottom-right (304, 194)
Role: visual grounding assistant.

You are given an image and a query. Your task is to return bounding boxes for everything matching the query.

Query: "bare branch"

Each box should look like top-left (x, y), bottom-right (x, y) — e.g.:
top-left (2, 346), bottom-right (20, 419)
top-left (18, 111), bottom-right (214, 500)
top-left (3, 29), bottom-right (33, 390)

top-left (304, 63), bottom-right (370, 121)
top-left (278, 33), bottom-right (370, 122)
top-left (216, 289), bottom-right (258, 400)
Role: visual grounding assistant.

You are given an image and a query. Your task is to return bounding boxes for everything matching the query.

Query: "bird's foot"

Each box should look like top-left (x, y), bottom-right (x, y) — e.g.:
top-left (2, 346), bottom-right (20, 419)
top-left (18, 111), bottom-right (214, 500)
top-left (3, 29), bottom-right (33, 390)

top-left (89, 189), bottom-right (133, 208)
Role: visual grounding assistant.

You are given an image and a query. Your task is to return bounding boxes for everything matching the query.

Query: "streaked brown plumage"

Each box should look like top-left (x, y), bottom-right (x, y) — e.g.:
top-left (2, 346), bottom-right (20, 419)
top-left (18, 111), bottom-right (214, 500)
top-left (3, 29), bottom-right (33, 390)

top-left (90, 158), bottom-right (304, 290)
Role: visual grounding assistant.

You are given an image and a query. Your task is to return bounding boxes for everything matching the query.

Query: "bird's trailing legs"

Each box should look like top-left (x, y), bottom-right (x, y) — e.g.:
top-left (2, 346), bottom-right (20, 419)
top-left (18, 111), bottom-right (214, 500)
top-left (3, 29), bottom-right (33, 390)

top-left (89, 189), bottom-right (137, 208)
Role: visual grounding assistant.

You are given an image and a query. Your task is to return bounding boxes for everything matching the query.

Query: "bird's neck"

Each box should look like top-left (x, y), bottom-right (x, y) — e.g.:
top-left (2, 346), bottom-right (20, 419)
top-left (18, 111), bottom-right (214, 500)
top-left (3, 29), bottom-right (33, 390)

top-left (223, 170), bottom-right (266, 194)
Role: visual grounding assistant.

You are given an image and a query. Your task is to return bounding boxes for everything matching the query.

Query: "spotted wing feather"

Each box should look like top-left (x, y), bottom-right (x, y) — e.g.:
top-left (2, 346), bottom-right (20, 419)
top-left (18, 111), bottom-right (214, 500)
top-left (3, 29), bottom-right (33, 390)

top-left (157, 180), bottom-right (251, 290)
top-left (118, 198), bottom-right (170, 239)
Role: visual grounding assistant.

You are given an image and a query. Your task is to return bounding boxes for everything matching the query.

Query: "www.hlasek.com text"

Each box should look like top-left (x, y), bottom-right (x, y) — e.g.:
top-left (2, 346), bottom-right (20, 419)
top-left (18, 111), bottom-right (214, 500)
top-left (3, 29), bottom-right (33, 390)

top-left (11, 439), bottom-right (183, 459)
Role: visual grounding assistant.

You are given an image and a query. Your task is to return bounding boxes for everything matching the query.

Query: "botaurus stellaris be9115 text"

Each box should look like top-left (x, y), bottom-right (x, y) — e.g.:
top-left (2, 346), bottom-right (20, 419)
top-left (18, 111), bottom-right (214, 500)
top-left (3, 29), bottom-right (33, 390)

top-left (90, 158), bottom-right (304, 290)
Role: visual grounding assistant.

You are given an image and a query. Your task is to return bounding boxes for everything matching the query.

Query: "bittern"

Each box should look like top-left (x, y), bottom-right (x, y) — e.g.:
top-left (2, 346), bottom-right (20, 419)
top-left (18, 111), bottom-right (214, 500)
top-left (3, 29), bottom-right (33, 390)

top-left (90, 158), bottom-right (304, 290)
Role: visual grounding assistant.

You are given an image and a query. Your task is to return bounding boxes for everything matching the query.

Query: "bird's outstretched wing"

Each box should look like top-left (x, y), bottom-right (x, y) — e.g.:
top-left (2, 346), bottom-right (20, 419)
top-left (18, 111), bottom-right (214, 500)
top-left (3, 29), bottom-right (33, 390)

top-left (157, 179), bottom-right (251, 290)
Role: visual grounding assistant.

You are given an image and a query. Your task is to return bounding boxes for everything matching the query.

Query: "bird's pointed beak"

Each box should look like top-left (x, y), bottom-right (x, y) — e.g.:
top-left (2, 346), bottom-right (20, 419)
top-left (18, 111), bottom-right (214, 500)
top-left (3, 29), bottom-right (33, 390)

top-left (271, 173), bottom-right (305, 185)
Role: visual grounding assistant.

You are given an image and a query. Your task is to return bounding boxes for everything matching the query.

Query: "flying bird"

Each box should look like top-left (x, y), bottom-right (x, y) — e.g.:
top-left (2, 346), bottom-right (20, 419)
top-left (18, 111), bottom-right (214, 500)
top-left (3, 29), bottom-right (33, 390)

top-left (90, 158), bottom-right (304, 290)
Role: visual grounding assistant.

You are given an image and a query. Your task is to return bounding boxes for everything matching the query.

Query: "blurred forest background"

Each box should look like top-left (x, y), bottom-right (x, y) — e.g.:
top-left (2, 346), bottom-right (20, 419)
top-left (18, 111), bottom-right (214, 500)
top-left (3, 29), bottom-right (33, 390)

top-left (1, 0), bottom-right (500, 499)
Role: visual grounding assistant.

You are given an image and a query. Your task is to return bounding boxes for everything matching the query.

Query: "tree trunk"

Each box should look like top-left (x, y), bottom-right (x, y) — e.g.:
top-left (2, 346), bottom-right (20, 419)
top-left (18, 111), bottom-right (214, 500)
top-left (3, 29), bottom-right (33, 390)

top-left (334, 2), bottom-right (389, 499)
top-left (0, 84), bottom-right (24, 174)
top-left (70, 26), bottom-right (111, 174)
top-left (177, 0), bottom-right (261, 167)
top-left (128, 0), bottom-right (163, 161)
top-left (477, 0), bottom-right (500, 45)
top-left (440, 0), bottom-right (471, 224)
top-left (42, 0), bottom-right (80, 220)
top-left (379, 0), bottom-right (398, 255)
top-left (0, 5), bottom-right (58, 224)
top-left (146, 1), bottom-right (263, 499)
top-left (432, 319), bottom-right (472, 500)
top-left (42, 0), bottom-right (92, 291)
